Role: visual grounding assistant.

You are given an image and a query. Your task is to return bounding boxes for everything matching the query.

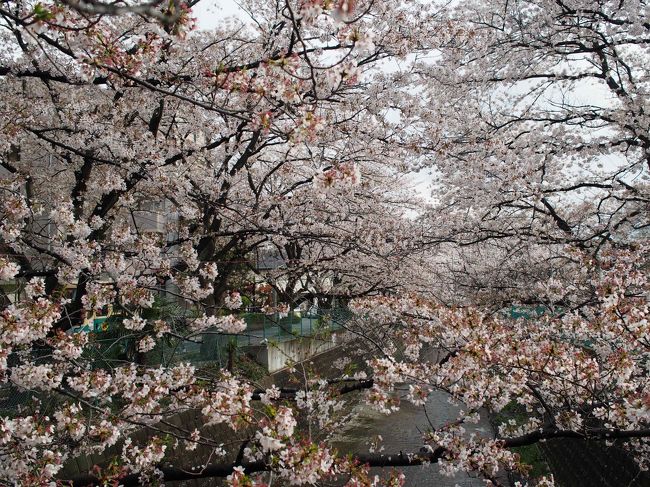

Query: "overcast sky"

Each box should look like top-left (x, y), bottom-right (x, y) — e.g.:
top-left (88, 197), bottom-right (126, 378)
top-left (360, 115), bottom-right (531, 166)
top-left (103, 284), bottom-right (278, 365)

top-left (194, 0), bottom-right (244, 30)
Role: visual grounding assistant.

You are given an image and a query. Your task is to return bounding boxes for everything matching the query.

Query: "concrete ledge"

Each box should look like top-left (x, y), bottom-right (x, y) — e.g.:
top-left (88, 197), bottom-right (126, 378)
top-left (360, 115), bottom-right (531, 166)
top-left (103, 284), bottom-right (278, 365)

top-left (248, 332), bottom-right (342, 372)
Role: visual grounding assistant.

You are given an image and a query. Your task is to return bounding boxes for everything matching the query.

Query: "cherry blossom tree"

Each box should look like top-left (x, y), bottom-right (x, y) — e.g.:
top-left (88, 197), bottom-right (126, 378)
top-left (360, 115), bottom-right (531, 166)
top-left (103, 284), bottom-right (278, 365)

top-left (361, 0), bottom-right (650, 482)
top-left (415, 0), bottom-right (649, 252)
top-left (0, 0), bottom-right (439, 484)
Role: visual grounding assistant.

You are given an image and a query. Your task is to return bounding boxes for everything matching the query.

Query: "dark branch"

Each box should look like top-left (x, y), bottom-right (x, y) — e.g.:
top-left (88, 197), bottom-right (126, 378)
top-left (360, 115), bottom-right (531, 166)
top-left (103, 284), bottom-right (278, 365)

top-left (64, 449), bottom-right (445, 486)
top-left (502, 427), bottom-right (650, 448)
top-left (250, 379), bottom-right (374, 401)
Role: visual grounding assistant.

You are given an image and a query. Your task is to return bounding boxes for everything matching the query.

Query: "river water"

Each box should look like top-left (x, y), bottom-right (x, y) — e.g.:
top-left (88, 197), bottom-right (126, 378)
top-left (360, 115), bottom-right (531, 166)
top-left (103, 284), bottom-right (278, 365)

top-left (331, 388), bottom-right (497, 486)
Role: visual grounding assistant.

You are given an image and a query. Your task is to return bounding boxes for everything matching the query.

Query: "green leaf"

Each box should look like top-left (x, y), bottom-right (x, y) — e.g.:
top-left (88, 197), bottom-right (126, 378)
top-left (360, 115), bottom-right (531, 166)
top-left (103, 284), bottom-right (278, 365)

top-left (33, 3), bottom-right (54, 21)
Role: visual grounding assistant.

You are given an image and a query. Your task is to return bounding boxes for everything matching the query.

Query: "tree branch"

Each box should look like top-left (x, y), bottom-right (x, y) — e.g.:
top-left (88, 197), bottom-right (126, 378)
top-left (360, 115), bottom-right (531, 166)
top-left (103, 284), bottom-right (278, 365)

top-left (64, 449), bottom-right (445, 486)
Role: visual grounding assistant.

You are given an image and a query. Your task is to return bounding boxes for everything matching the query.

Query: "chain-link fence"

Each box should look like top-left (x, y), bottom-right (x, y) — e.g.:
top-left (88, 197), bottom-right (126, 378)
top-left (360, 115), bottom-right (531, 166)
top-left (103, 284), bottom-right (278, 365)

top-left (0, 308), bottom-right (353, 413)
top-left (143, 307), bottom-right (353, 368)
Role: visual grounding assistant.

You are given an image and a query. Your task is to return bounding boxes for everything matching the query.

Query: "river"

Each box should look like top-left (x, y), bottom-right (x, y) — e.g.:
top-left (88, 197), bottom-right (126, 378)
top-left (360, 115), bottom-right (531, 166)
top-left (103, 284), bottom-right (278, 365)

top-left (331, 388), bottom-right (498, 486)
